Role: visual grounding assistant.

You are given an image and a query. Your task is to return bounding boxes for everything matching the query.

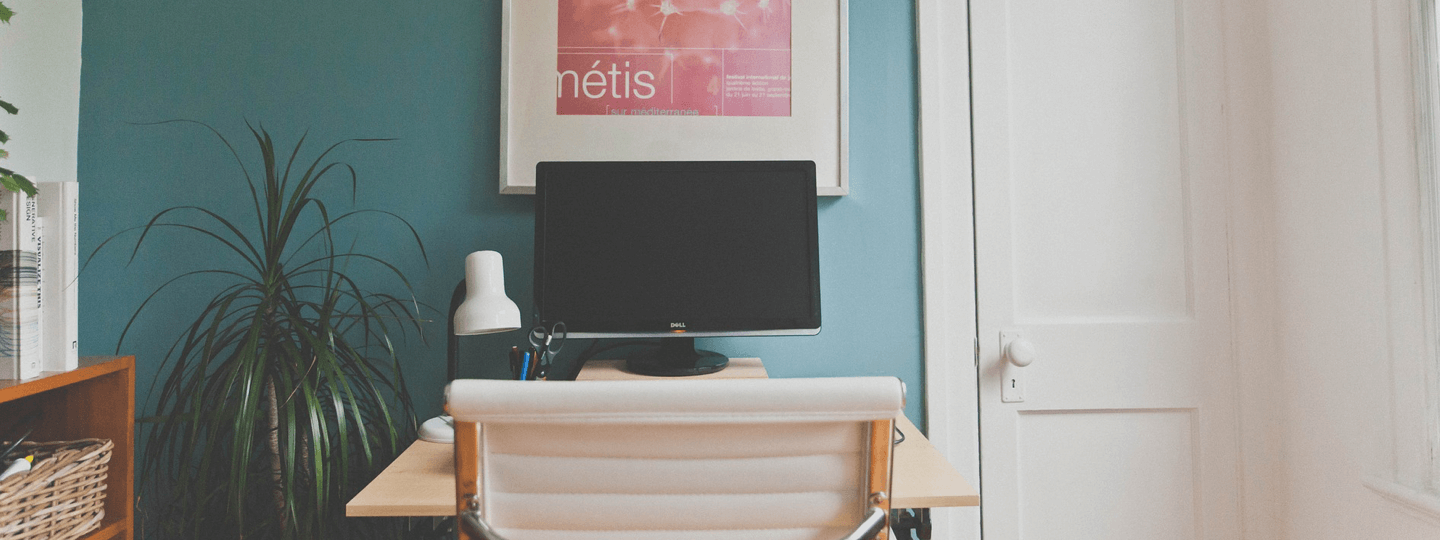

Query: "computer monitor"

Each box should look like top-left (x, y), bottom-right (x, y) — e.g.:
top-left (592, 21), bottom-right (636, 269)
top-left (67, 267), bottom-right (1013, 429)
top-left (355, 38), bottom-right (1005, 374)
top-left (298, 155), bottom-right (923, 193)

top-left (534, 160), bottom-right (821, 376)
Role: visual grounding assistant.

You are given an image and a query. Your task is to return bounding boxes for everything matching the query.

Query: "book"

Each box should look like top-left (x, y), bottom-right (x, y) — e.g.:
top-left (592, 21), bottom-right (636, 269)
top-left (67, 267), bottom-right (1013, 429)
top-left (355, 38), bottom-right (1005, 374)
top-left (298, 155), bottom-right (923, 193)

top-left (34, 216), bottom-right (46, 373)
top-left (0, 190), bottom-right (42, 379)
top-left (36, 182), bottom-right (79, 373)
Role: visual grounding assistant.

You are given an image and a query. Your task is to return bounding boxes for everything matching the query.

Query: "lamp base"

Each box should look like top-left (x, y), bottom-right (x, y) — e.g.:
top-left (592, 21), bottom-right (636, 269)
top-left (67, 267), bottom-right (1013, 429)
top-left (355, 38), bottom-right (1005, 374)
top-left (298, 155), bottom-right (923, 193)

top-left (418, 415), bottom-right (455, 444)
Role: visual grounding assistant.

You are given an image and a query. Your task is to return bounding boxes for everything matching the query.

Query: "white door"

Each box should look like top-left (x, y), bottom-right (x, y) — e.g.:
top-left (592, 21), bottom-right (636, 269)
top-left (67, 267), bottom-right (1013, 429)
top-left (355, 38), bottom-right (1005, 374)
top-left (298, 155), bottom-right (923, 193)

top-left (972, 0), bottom-right (1239, 539)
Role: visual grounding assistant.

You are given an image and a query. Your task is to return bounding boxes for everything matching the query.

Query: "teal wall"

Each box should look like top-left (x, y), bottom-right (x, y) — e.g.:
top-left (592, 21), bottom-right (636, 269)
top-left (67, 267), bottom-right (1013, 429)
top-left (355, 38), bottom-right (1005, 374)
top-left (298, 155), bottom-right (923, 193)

top-left (77, 0), bottom-right (924, 424)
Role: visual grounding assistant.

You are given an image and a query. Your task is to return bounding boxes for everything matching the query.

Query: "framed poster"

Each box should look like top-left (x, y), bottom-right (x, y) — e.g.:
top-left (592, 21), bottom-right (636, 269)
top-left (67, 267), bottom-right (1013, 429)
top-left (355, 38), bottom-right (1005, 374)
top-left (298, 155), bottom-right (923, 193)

top-left (500, 0), bottom-right (849, 195)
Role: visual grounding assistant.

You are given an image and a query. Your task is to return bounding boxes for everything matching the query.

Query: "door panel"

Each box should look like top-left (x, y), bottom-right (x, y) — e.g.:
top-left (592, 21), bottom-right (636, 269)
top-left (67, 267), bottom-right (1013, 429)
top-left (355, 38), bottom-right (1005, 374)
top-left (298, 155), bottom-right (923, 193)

top-left (974, 0), bottom-right (1238, 537)
top-left (1017, 410), bottom-right (1199, 540)
top-left (1007, 0), bottom-right (1191, 324)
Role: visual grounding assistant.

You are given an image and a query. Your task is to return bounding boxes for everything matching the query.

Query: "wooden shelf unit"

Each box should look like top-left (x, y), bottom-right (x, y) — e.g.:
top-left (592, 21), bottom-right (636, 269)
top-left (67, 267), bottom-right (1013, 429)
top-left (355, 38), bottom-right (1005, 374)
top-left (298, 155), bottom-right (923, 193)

top-left (0, 356), bottom-right (136, 540)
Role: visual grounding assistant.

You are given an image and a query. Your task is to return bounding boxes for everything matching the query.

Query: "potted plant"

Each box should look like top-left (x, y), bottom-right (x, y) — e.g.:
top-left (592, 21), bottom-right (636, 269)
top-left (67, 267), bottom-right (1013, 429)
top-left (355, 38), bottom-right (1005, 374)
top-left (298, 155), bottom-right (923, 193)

top-left (0, 1), bottom-right (38, 214)
top-left (108, 121), bottom-right (427, 539)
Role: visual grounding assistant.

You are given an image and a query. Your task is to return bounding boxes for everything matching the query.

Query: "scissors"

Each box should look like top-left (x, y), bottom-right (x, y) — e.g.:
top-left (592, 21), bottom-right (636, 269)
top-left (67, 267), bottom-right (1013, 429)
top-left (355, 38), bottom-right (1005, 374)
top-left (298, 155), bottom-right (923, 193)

top-left (528, 321), bottom-right (567, 379)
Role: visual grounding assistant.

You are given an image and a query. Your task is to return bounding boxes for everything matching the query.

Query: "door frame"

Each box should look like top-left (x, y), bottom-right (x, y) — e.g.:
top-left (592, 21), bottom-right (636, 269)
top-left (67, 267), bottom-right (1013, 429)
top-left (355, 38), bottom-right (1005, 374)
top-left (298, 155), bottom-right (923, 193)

top-left (915, 1), bottom-right (980, 539)
top-left (917, 2), bottom-right (1275, 538)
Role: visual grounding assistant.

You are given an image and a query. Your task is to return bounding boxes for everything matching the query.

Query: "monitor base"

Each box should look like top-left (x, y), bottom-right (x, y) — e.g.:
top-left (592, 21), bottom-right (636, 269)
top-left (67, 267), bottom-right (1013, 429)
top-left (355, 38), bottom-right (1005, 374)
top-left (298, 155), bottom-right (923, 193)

top-left (625, 337), bottom-right (729, 377)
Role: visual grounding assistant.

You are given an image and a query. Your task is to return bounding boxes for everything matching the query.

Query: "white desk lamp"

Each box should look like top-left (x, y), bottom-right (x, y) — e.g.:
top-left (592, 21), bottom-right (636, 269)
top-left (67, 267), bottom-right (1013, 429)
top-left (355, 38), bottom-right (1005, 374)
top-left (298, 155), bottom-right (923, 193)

top-left (418, 250), bottom-right (521, 443)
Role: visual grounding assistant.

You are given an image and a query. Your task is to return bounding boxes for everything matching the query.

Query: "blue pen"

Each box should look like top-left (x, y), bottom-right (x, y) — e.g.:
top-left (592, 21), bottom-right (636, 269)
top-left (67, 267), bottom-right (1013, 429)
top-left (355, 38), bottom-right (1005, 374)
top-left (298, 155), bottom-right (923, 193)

top-left (518, 349), bottom-right (533, 381)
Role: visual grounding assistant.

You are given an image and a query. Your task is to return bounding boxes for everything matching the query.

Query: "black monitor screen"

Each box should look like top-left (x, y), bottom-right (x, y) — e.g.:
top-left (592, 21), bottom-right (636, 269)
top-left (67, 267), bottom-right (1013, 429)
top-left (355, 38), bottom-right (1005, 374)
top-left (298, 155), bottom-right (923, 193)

top-left (534, 161), bottom-right (820, 337)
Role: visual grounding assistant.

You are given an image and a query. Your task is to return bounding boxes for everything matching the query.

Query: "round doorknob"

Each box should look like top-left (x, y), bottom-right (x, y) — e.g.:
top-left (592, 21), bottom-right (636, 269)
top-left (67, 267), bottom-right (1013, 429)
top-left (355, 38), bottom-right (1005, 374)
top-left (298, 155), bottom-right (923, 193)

top-left (1005, 338), bottom-right (1036, 367)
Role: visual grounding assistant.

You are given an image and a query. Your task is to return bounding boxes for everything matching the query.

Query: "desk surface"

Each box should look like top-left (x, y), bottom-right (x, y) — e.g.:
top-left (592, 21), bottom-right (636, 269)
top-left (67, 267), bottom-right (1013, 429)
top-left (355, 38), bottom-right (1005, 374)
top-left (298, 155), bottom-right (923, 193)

top-left (346, 358), bottom-right (979, 516)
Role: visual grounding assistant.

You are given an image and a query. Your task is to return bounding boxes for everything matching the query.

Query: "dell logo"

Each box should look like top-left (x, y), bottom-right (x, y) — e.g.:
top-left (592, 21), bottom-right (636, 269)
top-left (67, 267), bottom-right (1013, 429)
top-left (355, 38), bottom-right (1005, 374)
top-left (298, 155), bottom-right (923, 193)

top-left (670, 322), bottom-right (686, 328)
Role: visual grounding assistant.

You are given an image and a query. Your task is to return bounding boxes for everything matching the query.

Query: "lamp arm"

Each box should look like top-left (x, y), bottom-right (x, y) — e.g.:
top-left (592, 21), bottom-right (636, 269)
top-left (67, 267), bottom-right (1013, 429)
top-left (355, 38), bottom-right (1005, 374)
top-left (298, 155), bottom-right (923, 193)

top-left (447, 278), bottom-right (466, 382)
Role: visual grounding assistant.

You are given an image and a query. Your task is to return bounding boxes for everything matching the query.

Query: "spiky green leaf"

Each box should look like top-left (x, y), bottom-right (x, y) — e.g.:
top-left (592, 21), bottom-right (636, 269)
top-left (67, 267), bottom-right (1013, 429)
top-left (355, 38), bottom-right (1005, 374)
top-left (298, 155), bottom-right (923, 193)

top-left (0, 172), bottom-right (34, 197)
top-left (99, 121), bottom-right (426, 540)
top-left (0, 99), bottom-right (15, 115)
top-left (3, 173), bottom-right (35, 197)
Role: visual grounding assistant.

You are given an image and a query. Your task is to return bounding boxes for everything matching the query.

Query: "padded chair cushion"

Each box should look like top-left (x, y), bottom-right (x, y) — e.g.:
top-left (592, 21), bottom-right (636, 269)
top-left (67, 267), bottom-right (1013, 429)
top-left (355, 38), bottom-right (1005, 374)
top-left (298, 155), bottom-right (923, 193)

top-left (447, 377), bottom-right (905, 424)
top-left (448, 377), bottom-right (904, 540)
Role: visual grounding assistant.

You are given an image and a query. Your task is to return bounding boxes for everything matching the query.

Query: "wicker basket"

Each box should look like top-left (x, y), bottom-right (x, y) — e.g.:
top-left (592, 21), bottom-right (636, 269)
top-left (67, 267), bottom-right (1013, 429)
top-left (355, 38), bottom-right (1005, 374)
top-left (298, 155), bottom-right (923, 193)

top-left (0, 439), bottom-right (112, 540)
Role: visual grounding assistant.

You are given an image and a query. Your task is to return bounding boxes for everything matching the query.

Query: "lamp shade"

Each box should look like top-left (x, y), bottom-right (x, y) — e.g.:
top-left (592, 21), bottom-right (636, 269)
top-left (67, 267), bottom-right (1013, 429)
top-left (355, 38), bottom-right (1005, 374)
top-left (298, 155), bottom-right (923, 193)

top-left (453, 251), bottom-right (521, 335)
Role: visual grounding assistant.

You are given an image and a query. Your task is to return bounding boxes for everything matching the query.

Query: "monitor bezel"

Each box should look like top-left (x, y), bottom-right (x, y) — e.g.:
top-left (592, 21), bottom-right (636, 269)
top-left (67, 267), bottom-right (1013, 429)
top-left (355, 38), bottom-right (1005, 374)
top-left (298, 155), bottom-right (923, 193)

top-left (533, 160), bottom-right (822, 338)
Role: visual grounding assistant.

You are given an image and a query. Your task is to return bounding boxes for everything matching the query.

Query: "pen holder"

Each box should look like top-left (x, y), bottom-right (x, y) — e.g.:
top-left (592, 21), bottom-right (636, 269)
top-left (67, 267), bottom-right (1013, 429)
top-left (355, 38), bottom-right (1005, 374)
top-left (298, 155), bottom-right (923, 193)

top-left (511, 345), bottom-right (559, 381)
top-left (0, 439), bottom-right (112, 540)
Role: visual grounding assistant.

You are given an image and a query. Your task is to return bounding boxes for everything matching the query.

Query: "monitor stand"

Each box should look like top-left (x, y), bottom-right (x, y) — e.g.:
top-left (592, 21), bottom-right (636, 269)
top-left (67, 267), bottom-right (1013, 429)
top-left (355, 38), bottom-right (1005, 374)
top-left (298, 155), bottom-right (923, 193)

top-left (625, 337), bottom-right (729, 377)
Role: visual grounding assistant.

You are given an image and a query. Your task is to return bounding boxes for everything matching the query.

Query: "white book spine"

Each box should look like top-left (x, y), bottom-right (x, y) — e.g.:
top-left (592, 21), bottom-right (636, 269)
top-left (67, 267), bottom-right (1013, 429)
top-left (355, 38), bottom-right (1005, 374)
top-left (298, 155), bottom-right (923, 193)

top-left (63, 183), bottom-right (78, 371)
top-left (29, 217), bottom-right (44, 379)
top-left (36, 182), bottom-right (79, 372)
top-left (0, 190), bottom-right (42, 379)
top-left (20, 199), bottom-right (41, 379)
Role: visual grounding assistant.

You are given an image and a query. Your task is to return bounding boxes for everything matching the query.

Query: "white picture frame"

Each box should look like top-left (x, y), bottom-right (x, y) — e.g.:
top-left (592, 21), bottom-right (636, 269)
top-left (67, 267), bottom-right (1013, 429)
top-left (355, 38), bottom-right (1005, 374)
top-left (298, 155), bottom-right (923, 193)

top-left (499, 0), bottom-right (849, 196)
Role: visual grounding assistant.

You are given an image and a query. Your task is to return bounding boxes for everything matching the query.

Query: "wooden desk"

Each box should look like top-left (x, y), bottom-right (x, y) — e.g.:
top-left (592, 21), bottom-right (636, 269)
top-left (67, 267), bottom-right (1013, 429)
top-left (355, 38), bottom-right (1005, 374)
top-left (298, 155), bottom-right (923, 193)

top-left (346, 358), bottom-right (979, 516)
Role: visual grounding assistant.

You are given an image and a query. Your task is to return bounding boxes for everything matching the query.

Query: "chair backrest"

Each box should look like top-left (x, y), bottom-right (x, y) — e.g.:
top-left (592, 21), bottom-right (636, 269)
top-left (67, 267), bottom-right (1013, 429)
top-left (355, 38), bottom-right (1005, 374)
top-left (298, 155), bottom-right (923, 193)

top-left (447, 376), bottom-right (905, 540)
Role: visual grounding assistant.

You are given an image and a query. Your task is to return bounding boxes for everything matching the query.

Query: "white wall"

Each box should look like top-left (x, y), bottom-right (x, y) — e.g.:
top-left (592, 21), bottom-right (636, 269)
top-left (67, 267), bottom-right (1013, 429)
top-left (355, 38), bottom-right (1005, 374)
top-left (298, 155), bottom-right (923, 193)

top-left (0, 0), bottom-right (82, 184)
top-left (1265, 0), bottom-right (1440, 537)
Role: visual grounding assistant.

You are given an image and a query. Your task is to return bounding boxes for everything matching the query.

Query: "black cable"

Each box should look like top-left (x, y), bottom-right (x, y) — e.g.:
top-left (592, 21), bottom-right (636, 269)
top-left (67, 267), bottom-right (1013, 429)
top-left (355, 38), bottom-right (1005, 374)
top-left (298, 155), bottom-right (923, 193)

top-left (555, 339), bottom-right (662, 380)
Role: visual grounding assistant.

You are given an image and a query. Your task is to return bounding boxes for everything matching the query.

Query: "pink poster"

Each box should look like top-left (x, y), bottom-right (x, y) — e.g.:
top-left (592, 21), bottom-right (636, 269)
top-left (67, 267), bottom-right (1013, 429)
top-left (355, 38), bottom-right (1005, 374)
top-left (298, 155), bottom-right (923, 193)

top-left (556, 0), bottom-right (793, 117)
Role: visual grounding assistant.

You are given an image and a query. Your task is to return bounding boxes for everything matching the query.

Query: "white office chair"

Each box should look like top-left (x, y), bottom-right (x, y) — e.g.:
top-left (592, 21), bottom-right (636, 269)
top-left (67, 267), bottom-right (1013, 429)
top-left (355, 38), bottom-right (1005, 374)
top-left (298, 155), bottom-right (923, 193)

top-left (446, 377), bottom-right (905, 540)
